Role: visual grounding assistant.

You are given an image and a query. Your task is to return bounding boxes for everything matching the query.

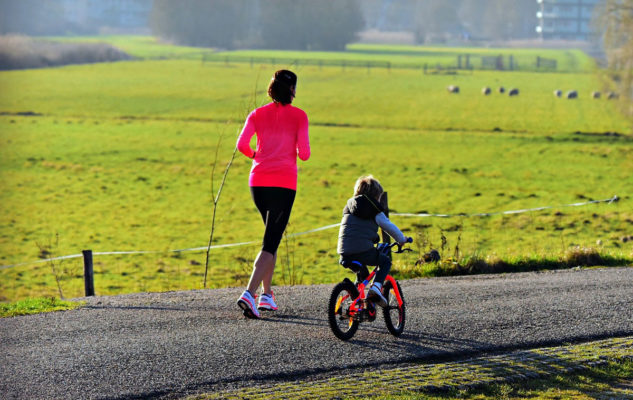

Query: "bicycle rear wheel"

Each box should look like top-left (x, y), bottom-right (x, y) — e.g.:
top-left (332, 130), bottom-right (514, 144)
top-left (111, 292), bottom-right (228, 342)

top-left (383, 279), bottom-right (405, 336)
top-left (328, 280), bottom-right (360, 341)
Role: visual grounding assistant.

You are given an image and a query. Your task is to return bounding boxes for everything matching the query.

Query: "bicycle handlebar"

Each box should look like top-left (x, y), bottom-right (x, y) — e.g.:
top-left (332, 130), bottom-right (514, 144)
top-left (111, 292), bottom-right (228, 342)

top-left (387, 237), bottom-right (413, 253)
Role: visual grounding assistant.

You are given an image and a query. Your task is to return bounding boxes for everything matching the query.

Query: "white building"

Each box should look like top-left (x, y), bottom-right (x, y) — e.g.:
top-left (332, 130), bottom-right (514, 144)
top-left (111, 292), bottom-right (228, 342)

top-left (536, 0), bottom-right (601, 40)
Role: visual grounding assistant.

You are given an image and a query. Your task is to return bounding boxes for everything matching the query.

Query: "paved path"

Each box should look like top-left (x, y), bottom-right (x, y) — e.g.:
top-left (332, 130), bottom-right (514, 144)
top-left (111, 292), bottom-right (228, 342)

top-left (1, 267), bottom-right (632, 399)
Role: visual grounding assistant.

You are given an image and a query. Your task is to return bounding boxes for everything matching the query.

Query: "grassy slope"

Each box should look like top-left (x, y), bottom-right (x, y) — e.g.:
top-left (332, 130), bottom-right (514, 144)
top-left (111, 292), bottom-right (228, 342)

top-left (223, 44), bottom-right (595, 72)
top-left (0, 297), bottom-right (82, 317)
top-left (369, 360), bottom-right (633, 400)
top-left (0, 40), bottom-right (631, 301)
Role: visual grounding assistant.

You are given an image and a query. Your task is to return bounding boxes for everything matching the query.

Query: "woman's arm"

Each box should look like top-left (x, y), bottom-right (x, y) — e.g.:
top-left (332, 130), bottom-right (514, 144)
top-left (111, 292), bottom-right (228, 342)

top-left (236, 112), bottom-right (256, 158)
top-left (296, 111), bottom-right (310, 161)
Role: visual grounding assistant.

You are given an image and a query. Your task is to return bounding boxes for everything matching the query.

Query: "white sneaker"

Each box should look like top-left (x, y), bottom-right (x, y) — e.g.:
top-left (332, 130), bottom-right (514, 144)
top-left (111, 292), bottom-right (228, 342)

top-left (367, 284), bottom-right (388, 308)
top-left (258, 292), bottom-right (278, 311)
top-left (237, 290), bottom-right (260, 319)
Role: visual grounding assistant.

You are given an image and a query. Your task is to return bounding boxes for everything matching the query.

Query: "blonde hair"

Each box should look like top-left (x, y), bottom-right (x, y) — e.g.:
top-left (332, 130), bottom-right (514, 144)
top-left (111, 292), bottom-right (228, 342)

top-left (353, 175), bottom-right (384, 200)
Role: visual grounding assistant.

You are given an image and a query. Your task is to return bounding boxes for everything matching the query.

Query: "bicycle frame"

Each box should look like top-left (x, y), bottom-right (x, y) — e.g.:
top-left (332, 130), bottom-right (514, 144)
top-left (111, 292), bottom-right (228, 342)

top-left (330, 238), bottom-right (411, 339)
top-left (335, 269), bottom-right (404, 320)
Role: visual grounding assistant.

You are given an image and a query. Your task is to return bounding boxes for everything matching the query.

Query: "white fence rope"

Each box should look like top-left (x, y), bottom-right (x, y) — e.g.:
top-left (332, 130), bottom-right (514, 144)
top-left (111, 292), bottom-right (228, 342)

top-left (392, 195), bottom-right (619, 218)
top-left (0, 195), bottom-right (620, 271)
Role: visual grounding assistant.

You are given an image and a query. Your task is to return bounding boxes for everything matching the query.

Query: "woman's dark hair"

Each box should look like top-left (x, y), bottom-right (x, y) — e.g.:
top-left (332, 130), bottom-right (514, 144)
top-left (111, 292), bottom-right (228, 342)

top-left (268, 69), bottom-right (297, 105)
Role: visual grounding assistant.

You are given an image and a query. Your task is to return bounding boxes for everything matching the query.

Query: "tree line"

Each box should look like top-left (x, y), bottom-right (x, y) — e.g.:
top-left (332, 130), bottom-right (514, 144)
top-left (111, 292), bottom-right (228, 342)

top-left (0, 0), bottom-right (597, 49)
top-left (149, 0), bottom-right (536, 50)
top-left (361, 0), bottom-right (537, 43)
top-left (597, 0), bottom-right (633, 116)
top-left (150, 0), bottom-right (363, 51)
top-left (416, 0), bottom-right (537, 42)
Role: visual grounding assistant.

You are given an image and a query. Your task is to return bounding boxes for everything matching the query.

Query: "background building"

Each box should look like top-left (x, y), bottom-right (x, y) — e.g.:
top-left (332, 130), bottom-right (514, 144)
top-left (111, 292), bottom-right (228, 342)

top-left (536, 0), bottom-right (600, 40)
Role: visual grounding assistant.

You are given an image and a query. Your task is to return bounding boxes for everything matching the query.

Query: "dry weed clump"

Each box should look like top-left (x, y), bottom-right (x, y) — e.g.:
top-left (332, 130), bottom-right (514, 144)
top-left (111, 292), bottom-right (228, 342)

top-left (0, 35), bottom-right (131, 70)
top-left (563, 246), bottom-right (604, 267)
top-left (461, 254), bottom-right (510, 274)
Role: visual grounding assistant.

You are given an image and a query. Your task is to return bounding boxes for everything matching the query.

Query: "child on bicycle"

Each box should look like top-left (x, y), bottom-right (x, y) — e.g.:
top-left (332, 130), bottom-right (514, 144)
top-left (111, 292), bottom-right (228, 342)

top-left (337, 175), bottom-right (410, 307)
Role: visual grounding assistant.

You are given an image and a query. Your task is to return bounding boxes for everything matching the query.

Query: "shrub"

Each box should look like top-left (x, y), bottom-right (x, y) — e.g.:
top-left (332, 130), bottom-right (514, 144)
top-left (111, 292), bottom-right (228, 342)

top-left (0, 35), bottom-right (131, 70)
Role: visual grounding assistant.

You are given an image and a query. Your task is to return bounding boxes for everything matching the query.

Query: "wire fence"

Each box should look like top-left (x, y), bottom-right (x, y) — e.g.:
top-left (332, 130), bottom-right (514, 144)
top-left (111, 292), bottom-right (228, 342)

top-left (0, 195), bottom-right (620, 272)
top-left (1, 194), bottom-right (627, 301)
top-left (199, 53), bottom-right (562, 73)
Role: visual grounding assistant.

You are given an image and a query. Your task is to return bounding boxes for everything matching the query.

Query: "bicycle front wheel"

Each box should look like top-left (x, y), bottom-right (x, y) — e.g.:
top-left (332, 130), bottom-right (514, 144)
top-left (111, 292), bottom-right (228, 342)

top-left (383, 279), bottom-right (406, 337)
top-left (327, 280), bottom-right (360, 341)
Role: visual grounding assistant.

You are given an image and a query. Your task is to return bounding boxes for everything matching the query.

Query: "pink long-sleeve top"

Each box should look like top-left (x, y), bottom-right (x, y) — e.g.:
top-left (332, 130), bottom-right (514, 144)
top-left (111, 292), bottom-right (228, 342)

top-left (236, 102), bottom-right (310, 190)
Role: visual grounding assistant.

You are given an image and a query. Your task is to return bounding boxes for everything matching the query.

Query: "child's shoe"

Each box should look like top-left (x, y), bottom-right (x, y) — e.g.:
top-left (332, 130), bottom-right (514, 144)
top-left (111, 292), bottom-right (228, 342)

top-left (257, 292), bottom-right (278, 311)
top-left (237, 290), bottom-right (260, 319)
top-left (367, 283), bottom-right (388, 307)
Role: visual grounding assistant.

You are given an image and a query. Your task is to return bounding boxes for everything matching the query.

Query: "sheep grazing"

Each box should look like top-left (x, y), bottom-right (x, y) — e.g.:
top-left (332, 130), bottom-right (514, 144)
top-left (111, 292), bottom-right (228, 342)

top-left (447, 85), bottom-right (460, 94)
top-left (591, 91), bottom-right (601, 99)
top-left (566, 90), bottom-right (578, 99)
top-left (508, 88), bottom-right (519, 96)
top-left (554, 89), bottom-right (562, 97)
top-left (607, 92), bottom-right (619, 99)
top-left (498, 86), bottom-right (505, 94)
top-left (482, 86), bottom-right (491, 95)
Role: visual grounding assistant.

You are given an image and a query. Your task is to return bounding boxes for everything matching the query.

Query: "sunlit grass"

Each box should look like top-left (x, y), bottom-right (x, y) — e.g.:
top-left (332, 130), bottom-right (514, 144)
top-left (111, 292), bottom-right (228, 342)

top-left (45, 35), bottom-right (596, 73)
top-left (222, 44), bottom-right (595, 72)
top-left (0, 45), bottom-right (631, 301)
top-left (363, 360), bottom-right (633, 400)
top-left (0, 297), bottom-right (83, 318)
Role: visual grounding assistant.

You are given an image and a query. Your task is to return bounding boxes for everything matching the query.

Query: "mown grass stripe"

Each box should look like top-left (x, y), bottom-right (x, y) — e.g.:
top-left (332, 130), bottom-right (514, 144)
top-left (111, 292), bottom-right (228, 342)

top-left (193, 337), bottom-right (633, 400)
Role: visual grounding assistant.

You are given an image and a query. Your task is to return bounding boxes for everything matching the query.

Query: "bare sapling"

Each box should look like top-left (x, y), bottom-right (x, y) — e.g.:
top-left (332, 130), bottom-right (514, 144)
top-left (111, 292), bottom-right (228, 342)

top-left (204, 131), bottom-right (237, 288)
top-left (203, 69), bottom-right (264, 288)
top-left (36, 232), bottom-right (64, 299)
top-left (280, 225), bottom-right (304, 286)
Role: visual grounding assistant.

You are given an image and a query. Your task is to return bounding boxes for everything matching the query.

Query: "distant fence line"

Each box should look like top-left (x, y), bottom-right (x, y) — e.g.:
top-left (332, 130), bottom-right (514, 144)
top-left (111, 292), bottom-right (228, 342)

top-left (201, 53), bottom-right (393, 71)
top-left (198, 52), bottom-right (560, 73)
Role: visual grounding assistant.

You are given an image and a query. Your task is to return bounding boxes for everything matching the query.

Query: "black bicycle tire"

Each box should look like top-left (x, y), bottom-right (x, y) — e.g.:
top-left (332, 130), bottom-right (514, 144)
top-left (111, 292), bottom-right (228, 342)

top-left (327, 280), bottom-right (360, 341)
top-left (383, 280), bottom-right (406, 336)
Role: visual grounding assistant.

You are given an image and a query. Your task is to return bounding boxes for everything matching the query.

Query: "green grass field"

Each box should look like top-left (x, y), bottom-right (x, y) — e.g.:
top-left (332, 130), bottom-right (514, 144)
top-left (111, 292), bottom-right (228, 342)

top-left (215, 44), bottom-right (595, 73)
top-left (0, 37), bottom-right (631, 301)
top-left (361, 360), bottom-right (633, 399)
top-left (0, 297), bottom-right (82, 317)
top-left (45, 35), bottom-right (595, 72)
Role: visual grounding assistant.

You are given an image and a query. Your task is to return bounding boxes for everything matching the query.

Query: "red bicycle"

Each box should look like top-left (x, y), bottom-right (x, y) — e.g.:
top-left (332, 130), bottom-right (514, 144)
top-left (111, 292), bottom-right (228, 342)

top-left (328, 239), bottom-right (412, 341)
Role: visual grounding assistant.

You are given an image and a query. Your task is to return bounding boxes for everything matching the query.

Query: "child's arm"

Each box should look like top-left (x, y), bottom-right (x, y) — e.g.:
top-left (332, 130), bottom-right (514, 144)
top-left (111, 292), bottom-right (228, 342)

top-left (375, 212), bottom-right (407, 244)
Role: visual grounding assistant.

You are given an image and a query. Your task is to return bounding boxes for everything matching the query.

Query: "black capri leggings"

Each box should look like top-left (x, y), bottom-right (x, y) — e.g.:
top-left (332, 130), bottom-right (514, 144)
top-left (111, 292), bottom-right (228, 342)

top-left (250, 186), bottom-right (296, 254)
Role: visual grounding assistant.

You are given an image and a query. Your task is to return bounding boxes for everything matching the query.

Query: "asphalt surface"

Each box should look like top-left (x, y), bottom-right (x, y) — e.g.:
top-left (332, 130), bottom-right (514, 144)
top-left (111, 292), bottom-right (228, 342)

top-left (1, 267), bottom-right (632, 400)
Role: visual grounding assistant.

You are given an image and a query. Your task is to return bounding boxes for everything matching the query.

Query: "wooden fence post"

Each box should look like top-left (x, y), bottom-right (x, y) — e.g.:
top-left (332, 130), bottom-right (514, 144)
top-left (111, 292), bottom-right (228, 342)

top-left (83, 250), bottom-right (94, 297)
top-left (379, 192), bottom-right (391, 244)
top-left (379, 192), bottom-right (392, 260)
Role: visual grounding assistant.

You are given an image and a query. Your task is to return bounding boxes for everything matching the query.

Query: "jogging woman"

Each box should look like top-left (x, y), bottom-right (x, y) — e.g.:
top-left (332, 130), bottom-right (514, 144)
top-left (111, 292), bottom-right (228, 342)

top-left (236, 70), bottom-right (311, 319)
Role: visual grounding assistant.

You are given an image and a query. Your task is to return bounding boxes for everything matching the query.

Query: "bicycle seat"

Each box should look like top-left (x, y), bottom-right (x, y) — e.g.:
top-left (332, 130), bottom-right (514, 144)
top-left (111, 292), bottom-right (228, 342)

top-left (340, 259), bottom-right (365, 269)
